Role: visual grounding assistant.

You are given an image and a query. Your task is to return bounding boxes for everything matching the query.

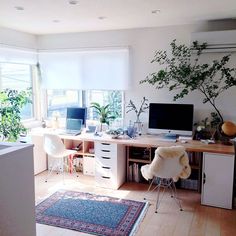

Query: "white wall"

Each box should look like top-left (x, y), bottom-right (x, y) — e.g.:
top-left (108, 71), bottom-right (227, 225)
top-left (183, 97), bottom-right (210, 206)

top-left (37, 24), bottom-right (236, 129)
top-left (1, 24), bottom-right (235, 127)
top-left (0, 27), bottom-right (37, 49)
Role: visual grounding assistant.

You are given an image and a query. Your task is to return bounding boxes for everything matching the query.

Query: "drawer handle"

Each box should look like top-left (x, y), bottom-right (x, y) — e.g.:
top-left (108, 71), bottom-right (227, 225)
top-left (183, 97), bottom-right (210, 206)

top-left (101, 156), bottom-right (111, 159)
top-left (203, 173), bottom-right (206, 184)
top-left (102, 166), bottom-right (111, 169)
top-left (102, 176), bottom-right (110, 179)
top-left (102, 149), bottom-right (110, 152)
top-left (101, 143), bottom-right (110, 146)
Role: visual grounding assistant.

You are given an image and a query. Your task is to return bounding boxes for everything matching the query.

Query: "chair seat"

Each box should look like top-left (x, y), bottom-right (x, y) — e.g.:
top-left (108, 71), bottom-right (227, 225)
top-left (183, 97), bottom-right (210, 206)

top-left (64, 149), bottom-right (77, 157)
top-left (43, 133), bottom-right (79, 182)
top-left (52, 149), bottom-right (77, 158)
top-left (141, 146), bottom-right (191, 213)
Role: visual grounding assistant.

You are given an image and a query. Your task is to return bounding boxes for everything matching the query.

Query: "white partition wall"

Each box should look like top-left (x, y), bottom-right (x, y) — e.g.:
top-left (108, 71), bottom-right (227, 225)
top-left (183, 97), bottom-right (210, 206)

top-left (0, 143), bottom-right (36, 236)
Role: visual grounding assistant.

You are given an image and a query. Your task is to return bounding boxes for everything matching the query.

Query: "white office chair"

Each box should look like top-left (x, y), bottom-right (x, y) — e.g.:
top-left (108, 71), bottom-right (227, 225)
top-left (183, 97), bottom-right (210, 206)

top-left (43, 133), bottom-right (78, 182)
top-left (141, 146), bottom-right (191, 213)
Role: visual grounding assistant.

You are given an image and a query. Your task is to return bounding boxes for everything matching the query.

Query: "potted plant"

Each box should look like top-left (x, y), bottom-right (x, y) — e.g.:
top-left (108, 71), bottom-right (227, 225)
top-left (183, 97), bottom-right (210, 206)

top-left (126, 97), bottom-right (149, 135)
top-left (126, 97), bottom-right (149, 123)
top-left (90, 102), bottom-right (117, 130)
top-left (140, 40), bottom-right (236, 124)
top-left (0, 88), bottom-right (32, 142)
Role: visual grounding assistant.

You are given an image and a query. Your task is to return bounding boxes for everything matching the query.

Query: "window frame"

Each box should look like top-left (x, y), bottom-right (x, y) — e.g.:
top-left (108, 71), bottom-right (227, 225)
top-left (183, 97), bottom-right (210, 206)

top-left (0, 62), bottom-right (38, 122)
top-left (44, 89), bottom-right (125, 121)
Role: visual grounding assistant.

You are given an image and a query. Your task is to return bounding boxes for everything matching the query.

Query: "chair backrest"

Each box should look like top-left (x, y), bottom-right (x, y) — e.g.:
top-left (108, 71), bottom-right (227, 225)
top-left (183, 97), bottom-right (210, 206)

top-left (150, 146), bottom-right (185, 179)
top-left (43, 133), bottom-right (66, 158)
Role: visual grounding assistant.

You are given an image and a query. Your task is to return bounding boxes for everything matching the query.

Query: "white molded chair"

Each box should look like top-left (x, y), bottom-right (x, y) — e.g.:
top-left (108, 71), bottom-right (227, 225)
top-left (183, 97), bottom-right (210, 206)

top-left (43, 133), bottom-right (78, 182)
top-left (141, 146), bottom-right (191, 213)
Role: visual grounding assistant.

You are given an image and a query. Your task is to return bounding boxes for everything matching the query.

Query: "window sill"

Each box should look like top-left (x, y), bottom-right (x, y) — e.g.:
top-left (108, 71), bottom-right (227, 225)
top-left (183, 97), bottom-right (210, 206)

top-left (22, 119), bottom-right (42, 129)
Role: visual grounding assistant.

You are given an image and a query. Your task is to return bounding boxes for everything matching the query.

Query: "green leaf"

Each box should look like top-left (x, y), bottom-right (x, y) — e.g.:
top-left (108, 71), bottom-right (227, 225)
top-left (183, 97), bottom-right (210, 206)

top-left (0, 88), bottom-right (31, 141)
top-left (140, 39), bottom-right (236, 122)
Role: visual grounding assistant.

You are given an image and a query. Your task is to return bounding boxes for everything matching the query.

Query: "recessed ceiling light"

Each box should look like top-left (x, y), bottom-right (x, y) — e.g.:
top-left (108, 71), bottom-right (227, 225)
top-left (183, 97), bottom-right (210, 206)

top-left (152, 9), bottom-right (161, 14)
top-left (69, 0), bottom-right (79, 5)
top-left (98, 16), bottom-right (107, 20)
top-left (15, 6), bottom-right (24, 11)
top-left (53, 20), bottom-right (60, 23)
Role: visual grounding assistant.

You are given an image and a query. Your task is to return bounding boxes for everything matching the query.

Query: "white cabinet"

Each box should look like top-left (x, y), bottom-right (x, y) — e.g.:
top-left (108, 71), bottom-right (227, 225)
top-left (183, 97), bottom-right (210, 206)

top-left (95, 142), bottom-right (126, 189)
top-left (83, 156), bottom-right (95, 176)
top-left (201, 152), bottom-right (235, 209)
top-left (30, 134), bottom-right (47, 175)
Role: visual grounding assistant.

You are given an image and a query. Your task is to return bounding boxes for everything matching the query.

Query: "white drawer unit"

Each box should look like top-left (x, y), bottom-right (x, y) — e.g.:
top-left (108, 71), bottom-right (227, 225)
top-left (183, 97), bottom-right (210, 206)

top-left (201, 152), bottom-right (235, 209)
top-left (95, 141), bottom-right (126, 189)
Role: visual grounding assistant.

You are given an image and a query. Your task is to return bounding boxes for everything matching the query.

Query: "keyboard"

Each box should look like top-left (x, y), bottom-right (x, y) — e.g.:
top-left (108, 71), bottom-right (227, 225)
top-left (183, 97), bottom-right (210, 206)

top-left (59, 129), bottom-right (81, 136)
top-left (156, 137), bottom-right (177, 142)
top-left (156, 134), bottom-right (177, 142)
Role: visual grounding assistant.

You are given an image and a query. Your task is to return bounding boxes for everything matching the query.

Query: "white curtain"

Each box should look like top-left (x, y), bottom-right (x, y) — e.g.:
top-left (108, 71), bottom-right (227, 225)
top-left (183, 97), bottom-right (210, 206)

top-left (39, 48), bottom-right (130, 90)
top-left (0, 46), bottom-right (37, 64)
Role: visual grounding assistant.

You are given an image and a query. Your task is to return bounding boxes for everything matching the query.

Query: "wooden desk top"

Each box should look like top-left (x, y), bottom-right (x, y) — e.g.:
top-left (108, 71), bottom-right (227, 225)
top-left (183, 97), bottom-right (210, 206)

top-left (60, 133), bottom-right (235, 155)
top-left (30, 128), bottom-right (234, 155)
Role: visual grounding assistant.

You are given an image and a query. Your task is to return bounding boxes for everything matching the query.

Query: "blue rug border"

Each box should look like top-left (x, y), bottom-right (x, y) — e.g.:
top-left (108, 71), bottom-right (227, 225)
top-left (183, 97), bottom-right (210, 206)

top-left (36, 189), bottom-right (149, 236)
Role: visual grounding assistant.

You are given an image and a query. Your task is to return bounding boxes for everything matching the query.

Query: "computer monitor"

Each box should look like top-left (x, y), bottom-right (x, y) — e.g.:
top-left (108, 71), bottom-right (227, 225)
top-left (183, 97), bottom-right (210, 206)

top-left (66, 107), bottom-right (87, 127)
top-left (148, 103), bottom-right (194, 136)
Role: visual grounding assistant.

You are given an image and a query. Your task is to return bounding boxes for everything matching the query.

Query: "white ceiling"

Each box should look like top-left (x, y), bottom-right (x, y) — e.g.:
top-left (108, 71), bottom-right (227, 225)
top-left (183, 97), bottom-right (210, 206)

top-left (0, 0), bottom-right (236, 35)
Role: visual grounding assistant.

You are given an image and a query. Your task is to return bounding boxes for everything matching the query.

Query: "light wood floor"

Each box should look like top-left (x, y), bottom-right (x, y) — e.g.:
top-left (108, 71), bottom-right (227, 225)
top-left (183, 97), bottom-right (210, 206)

top-left (35, 172), bottom-right (236, 236)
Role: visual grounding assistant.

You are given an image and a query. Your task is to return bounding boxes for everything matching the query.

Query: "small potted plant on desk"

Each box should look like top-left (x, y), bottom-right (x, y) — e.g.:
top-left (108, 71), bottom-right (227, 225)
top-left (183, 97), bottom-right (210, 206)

top-left (126, 97), bottom-right (149, 136)
top-left (90, 102), bottom-right (117, 132)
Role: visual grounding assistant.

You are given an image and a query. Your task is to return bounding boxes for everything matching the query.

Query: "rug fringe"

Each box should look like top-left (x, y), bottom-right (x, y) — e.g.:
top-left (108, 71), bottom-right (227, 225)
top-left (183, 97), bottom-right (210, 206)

top-left (129, 201), bottom-right (149, 236)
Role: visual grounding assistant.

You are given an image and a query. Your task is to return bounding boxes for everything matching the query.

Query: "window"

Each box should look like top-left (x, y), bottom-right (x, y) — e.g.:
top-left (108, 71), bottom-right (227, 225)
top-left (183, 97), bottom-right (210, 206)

top-left (46, 89), bottom-right (123, 120)
top-left (0, 63), bottom-right (34, 120)
top-left (85, 90), bottom-right (123, 120)
top-left (47, 90), bottom-right (81, 118)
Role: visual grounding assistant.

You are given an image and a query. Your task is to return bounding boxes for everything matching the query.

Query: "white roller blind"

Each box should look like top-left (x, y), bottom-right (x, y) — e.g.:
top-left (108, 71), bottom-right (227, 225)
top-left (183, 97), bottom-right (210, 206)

top-left (81, 49), bottom-right (130, 90)
top-left (39, 52), bottom-right (82, 89)
top-left (0, 46), bottom-right (37, 64)
top-left (39, 48), bottom-right (130, 90)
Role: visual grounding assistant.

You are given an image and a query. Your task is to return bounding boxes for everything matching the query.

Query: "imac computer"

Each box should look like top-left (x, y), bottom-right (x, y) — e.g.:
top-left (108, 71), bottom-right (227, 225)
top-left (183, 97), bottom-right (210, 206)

top-left (66, 107), bottom-right (87, 127)
top-left (148, 103), bottom-right (194, 138)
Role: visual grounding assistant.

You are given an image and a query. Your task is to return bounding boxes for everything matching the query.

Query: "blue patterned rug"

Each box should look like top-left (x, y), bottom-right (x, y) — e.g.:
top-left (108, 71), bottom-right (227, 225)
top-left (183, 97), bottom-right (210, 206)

top-left (36, 190), bottom-right (148, 236)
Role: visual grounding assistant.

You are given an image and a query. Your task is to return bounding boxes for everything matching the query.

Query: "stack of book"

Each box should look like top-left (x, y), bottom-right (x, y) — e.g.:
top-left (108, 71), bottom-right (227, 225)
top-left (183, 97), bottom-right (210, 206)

top-left (128, 163), bottom-right (142, 182)
top-left (180, 179), bottom-right (198, 190)
top-left (188, 152), bottom-right (201, 166)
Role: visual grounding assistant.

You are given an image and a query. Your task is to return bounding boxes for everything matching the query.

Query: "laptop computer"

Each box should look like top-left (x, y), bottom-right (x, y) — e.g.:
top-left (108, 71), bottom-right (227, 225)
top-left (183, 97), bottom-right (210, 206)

top-left (62, 118), bottom-right (82, 136)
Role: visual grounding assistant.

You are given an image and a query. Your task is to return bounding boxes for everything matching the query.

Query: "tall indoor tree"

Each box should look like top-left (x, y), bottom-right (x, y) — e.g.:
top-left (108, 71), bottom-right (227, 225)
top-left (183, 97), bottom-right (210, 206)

top-left (140, 40), bottom-right (236, 123)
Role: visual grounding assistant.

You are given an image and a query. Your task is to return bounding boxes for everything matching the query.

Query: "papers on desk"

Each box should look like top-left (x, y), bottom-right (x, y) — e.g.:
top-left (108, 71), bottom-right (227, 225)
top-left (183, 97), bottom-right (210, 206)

top-left (201, 139), bottom-right (215, 144)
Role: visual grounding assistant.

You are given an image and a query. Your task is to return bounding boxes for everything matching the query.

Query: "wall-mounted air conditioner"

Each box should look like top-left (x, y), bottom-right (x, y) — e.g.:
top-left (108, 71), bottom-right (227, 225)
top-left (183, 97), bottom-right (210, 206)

top-left (191, 30), bottom-right (236, 52)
